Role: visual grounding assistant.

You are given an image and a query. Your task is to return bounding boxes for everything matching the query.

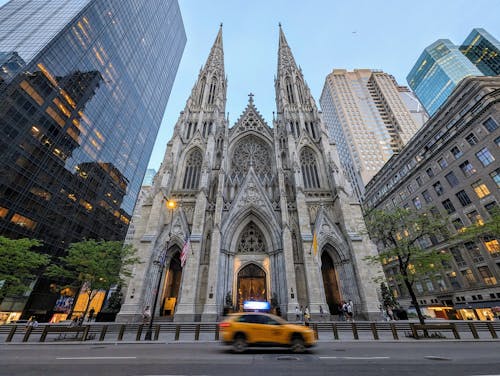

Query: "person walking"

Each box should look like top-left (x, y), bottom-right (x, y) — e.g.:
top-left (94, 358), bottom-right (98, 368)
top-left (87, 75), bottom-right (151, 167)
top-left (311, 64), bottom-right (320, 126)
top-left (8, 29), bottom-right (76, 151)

top-left (88, 308), bottom-right (95, 322)
top-left (295, 306), bottom-right (300, 321)
top-left (304, 306), bottom-right (310, 326)
top-left (346, 300), bottom-right (354, 322)
top-left (142, 306), bottom-right (151, 324)
top-left (319, 305), bottom-right (324, 321)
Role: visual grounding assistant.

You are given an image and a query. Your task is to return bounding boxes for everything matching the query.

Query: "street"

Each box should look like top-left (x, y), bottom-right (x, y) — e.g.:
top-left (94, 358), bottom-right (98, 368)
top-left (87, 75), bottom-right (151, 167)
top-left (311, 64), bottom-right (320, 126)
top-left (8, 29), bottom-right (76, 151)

top-left (0, 341), bottom-right (499, 376)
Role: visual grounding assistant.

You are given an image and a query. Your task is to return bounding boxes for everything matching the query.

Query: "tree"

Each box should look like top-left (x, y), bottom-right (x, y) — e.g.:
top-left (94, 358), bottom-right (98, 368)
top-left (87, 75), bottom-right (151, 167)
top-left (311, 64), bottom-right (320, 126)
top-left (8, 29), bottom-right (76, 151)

top-left (45, 240), bottom-right (138, 319)
top-left (459, 207), bottom-right (500, 243)
top-left (364, 208), bottom-right (451, 325)
top-left (0, 236), bottom-right (50, 301)
top-left (380, 282), bottom-right (398, 310)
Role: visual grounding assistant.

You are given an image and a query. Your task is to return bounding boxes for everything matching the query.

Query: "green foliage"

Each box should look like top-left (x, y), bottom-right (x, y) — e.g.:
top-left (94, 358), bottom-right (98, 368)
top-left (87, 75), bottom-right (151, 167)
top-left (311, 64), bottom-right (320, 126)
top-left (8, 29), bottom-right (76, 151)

top-left (101, 285), bottom-right (123, 313)
top-left (0, 236), bottom-right (50, 300)
top-left (380, 282), bottom-right (398, 309)
top-left (458, 207), bottom-right (500, 242)
top-left (45, 239), bottom-right (139, 316)
top-left (364, 207), bottom-right (451, 324)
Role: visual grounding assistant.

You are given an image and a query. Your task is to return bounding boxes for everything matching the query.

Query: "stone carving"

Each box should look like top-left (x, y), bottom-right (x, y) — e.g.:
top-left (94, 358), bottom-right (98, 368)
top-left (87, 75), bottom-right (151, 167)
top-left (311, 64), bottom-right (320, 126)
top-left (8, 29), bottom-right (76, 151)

top-left (236, 222), bottom-right (266, 253)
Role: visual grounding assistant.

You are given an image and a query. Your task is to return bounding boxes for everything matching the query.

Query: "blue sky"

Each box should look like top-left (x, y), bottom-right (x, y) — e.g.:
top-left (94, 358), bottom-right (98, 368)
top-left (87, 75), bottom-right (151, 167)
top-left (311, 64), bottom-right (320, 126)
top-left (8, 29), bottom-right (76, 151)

top-left (1, 0), bottom-right (499, 171)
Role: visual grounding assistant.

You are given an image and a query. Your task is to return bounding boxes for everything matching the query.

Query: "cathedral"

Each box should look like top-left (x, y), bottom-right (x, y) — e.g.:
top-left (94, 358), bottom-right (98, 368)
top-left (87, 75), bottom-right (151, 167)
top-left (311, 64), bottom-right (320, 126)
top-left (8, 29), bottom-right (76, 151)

top-left (117, 26), bottom-right (383, 322)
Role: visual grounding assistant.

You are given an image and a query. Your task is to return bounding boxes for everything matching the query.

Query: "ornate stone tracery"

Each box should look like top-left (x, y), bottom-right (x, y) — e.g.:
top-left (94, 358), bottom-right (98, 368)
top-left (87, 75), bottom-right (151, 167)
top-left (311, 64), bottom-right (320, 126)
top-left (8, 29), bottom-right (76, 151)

top-left (236, 222), bottom-right (266, 253)
top-left (232, 136), bottom-right (272, 179)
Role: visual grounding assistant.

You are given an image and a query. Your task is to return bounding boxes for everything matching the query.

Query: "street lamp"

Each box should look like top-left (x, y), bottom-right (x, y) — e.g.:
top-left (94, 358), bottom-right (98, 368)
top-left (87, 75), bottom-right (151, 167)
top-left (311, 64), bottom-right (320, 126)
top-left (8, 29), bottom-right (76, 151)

top-left (145, 198), bottom-right (176, 340)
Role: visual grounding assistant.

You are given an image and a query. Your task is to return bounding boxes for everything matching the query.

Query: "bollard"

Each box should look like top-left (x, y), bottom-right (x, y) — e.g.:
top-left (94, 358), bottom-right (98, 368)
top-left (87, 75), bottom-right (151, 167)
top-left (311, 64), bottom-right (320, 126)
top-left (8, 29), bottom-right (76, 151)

top-left (99, 325), bottom-right (108, 341)
top-left (39, 326), bottom-right (48, 342)
top-left (351, 322), bottom-right (359, 340)
top-left (487, 322), bottom-right (498, 339)
top-left (332, 323), bottom-right (339, 340)
top-left (154, 324), bottom-right (161, 341)
top-left (390, 323), bottom-right (399, 340)
top-left (195, 324), bottom-right (200, 341)
top-left (6, 325), bottom-right (17, 343)
top-left (174, 325), bottom-right (180, 341)
top-left (451, 323), bottom-right (460, 340)
top-left (136, 324), bottom-right (144, 341)
top-left (467, 322), bottom-right (479, 339)
top-left (22, 326), bottom-right (33, 342)
top-left (370, 323), bottom-right (379, 340)
top-left (117, 324), bottom-right (126, 341)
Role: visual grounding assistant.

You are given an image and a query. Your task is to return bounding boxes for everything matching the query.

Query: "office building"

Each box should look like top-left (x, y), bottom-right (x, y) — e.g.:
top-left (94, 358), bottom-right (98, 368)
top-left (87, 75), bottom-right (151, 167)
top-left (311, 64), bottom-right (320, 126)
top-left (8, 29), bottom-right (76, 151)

top-left (364, 76), bottom-right (500, 321)
top-left (320, 69), bottom-right (426, 202)
top-left (0, 0), bottom-right (186, 321)
top-left (461, 28), bottom-right (500, 76)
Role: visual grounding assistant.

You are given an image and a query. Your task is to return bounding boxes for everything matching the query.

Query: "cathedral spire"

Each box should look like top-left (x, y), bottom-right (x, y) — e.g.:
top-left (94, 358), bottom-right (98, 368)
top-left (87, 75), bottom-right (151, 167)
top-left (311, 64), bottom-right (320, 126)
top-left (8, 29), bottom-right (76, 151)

top-left (277, 24), bottom-right (299, 77)
top-left (203, 23), bottom-right (224, 76)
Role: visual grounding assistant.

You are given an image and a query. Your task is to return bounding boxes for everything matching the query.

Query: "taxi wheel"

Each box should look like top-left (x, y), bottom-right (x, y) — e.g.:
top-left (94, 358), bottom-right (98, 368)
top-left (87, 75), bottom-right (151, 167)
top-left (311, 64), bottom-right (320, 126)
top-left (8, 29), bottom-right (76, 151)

top-left (291, 335), bottom-right (305, 353)
top-left (233, 334), bottom-right (247, 353)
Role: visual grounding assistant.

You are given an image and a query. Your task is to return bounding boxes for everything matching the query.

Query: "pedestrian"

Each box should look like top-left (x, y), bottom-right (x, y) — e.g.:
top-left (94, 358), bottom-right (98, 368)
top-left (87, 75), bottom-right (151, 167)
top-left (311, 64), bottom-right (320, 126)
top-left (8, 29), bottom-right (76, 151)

top-left (387, 307), bottom-right (394, 321)
top-left (70, 316), bottom-right (78, 327)
top-left (304, 306), bottom-right (310, 326)
top-left (346, 300), bottom-right (354, 322)
top-left (341, 301), bottom-right (348, 321)
top-left (77, 316), bottom-right (84, 326)
top-left (338, 303), bottom-right (344, 321)
top-left (319, 305), bottom-right (324, 321)
top-left (143, 306), bottom-right (151, 324)
top-left (88, 308), bottom-right (95, 322)
top-left (295, 306), bottom-right (300, 321)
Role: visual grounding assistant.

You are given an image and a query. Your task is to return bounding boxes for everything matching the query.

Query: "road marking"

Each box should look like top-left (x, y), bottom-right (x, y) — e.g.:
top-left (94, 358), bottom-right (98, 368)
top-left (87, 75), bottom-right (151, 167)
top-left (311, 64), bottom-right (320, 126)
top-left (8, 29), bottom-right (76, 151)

top-left (320, 356), bottom-right (390, 360)
top-left (56, 356), bottom-right (137, 360)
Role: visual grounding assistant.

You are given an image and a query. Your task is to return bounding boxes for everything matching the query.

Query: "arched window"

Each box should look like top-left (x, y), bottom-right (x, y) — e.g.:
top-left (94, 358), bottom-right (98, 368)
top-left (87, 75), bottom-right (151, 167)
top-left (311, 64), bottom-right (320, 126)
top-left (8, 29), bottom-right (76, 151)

top-left (300, 147), bottom-right (320, 189)
top-left (296, 76), bottom-right (304, 104)
top-left (198, 77), bottom-right (206, 105)
top-left (182, 149), bottom-right (203, 190)
top-left (208, 76), bottom-right (217, 105)
top-left (186, 122), bottom-right (192, 139)
top-left (285, 77), bottom-right (295, 104)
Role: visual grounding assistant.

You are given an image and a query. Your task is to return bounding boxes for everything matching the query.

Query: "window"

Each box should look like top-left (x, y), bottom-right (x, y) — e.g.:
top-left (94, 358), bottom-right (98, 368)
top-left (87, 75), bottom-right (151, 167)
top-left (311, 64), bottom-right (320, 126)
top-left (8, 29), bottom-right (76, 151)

top-left (450, 146), bottom-right (463, 159)
top-left (450, 246), bottom-right (466, 267)
top-left (461, 269), bottom-right (476, 286)
top-left (413, 197), bottom-right (422, 209)
top-left (424, 279), bottom-right (434, 291)
top-left (495, 136), bottom-right (500, 147)
top-left (455, 190), bottom-right (472, 206)
top-left (452, 218), bottom-right (465, 232)
top-left (442, 199), bottom-right (456, 214)
top-left (483, 236), bottom-right (500, 258)
top-left (465, 133), bottom-right (478, 146)
top-left (433, 181), bottom-right (444, 196)
top-left (422, 190), bottom-right (433, 203)
top-left (416, 176), bottom-right (423, 187)
top-left (399, 190), bottom-right (407, 201)
top-left (438, 158), bottom-right (448, 169)
top-left (478, 266), bottom-right (497, 285)
top-left (407, 183), bottom-right (415, 194)
top-left (182, 149), bottom-right (203, 190)
top-left (465, 241), bottom-right (484, 263)
top-left (426, 167), bottom-right (434, 178)
top-left (459, 160), bottom-right (476, 177)
top-left (483, 117), bottom-right (498, 132)
top-left (445, 171), bottom-right (459, 187)
top-left (476, 147), bottom-right (495, 166)
top-left (472, 180), bottom-right (490, 198)
top-left (490, 168), bottom-right (500, 188)
top-left (415, 281), bottom-right (424, 293)
top-left (300, 147), bottom-right (320, 189)
top-left (466, 210), bottom-right (484, 225)
top-left (485, 201), bottom-right (498, 215)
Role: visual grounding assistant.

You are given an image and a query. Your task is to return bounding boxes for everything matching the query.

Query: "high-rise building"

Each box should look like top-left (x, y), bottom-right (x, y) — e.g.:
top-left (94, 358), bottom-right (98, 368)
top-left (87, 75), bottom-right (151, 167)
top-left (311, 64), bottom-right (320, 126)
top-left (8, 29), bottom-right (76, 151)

top-left (117, 27), bottom-right (382, 323)
top-left (407, 39), bottom-right (483, 116)
top-left (142, 169), bottom-right (157, 187)
top-left (320, 69), bottom-right (426, 202)
top-left (0, 0), bottom-right (185, 320)
top-left (461, 28), bottom-right (500, 76)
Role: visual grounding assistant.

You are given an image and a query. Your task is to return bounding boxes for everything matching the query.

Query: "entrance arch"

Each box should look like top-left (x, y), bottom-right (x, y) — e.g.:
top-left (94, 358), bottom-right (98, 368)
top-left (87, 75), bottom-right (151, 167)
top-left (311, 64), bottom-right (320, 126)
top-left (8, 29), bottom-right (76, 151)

top-left (161, 251), bottom-right (182, 316)
top-left (237, 263), bottom-right (266, 311)
top-left (321, 251), bottom-right (342, 315)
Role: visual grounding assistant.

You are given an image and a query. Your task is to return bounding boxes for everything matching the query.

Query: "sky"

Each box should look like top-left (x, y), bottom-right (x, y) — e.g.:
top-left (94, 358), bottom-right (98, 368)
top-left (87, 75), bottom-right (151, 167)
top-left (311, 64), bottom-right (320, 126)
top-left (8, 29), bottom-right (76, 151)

top-left (1, 0), bottom-right (499, 172)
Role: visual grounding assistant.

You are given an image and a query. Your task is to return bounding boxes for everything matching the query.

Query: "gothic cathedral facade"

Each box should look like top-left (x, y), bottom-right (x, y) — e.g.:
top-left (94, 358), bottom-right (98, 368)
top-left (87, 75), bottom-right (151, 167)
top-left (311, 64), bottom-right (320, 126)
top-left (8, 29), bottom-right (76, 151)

top-left (117, 26), bottom-right (383, 322)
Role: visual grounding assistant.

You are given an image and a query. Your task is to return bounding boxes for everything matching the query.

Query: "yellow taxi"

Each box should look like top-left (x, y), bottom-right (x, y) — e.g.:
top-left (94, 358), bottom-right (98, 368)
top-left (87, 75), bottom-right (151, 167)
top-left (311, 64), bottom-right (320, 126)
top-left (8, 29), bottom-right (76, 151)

top-left (219, 312), bottom-right (316, 353)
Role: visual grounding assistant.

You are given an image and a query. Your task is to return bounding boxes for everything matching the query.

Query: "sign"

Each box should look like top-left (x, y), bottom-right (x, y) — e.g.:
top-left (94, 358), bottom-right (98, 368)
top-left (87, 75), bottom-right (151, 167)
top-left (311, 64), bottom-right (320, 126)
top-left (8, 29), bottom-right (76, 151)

top-left (243, 301), bottom-right (270, 311)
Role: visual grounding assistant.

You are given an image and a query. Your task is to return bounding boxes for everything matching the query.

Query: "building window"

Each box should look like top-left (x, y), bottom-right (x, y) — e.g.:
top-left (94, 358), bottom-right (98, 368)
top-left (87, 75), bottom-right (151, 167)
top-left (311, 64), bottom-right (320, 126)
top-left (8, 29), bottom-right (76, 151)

top-left (490, 168), bottom-right (500, 188)
top-left (426, 167), bottom-right (434, 178)
top-left (476, 147), bottom-right (495, 166)
top-left (485, 201), bottom-right (498, 215)
top-left (459, 160), bottom-right (476, 177)
top-left (442, 199), bottom-right (456, 214)
top-left (399, 190), bottom-right (407, 201)
top-left (461, 269), bottom-right (476, 286)
top-left (433, 181), bottom-right (444, 196)
top-left (300, 147), bottom-right (320, 189)
top-left (455, 190), bottom-right (472, 206)
top-left (424, 279), bottom-right (434, 291)
top-left (407, 183), bottom-right (415, 194)
top-left (415, 281), bottom-right (424, 293)
top-left (438, 157), bottom-right (448, 169)
top-left (422, 190), bottom-right (433, 203)
top-left (182, 149), bottom-right (203, 190)
top-left (447, 272), bottom-right (461, 289)
top-left (452, 218), bottom-right (465, 232)
top-left (477, 265), bottom-right (497, 285)
top-left (495, 136), bottom-right (500, 147)
top-left (471, 180), bottom-right (491, 198)
top-left (483, 236), bottom-right (500, 258)
top-left (450, 146), bottom-right (463, 159)
top-left (465, 241), bottom-right (484, 263)
top-left (413, 197), bottom-right (422, 210)
top-left (465, 133), bottom-right (478, 146)
top-left (466, 210), bottom-right (484, 225)
top-left (450, 246), bottom-right (467, 267)
top-left (416, 176), bottom-right (423, 187)
top-left (445, 171), bottom-right (459, 187)
top-left (483, 117), bottom-right (499, 132)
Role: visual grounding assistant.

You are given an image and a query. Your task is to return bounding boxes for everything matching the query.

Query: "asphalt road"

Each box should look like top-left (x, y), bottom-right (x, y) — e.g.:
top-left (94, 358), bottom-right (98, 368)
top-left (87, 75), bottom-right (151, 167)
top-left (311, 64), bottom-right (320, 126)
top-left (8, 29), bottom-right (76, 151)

top-left (1, 341), bottom-right (499, 376)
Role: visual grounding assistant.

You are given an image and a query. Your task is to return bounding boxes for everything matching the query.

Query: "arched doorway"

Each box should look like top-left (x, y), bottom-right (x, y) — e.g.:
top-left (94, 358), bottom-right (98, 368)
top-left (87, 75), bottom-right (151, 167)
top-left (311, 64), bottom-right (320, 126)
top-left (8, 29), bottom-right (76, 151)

top-left (321, 251), bottom-right (342, 315)
top-left (161, 251), bottom-right (182, 316)
top-left (237, 263), bottom-right (266, 311)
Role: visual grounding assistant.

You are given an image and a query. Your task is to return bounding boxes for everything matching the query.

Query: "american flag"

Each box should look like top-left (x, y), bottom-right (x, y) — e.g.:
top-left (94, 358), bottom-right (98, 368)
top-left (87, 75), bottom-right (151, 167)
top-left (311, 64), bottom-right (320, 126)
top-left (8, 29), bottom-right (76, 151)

top-left (180, 234), bottom-right (190, 268)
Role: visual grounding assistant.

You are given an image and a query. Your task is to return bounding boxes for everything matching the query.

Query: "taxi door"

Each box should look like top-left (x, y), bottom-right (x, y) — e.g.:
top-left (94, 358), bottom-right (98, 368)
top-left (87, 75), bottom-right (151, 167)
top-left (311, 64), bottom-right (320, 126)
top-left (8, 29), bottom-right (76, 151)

top-left (261, 316), bottom-right (287, 344)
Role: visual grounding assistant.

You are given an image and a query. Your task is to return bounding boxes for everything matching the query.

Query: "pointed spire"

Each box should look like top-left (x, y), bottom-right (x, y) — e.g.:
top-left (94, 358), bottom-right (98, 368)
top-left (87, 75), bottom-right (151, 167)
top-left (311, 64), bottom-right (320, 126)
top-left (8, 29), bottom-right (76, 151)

top-left (277, 24), bottom-right (298, 76)
top-left (203, 23), bottom-right (224, 76)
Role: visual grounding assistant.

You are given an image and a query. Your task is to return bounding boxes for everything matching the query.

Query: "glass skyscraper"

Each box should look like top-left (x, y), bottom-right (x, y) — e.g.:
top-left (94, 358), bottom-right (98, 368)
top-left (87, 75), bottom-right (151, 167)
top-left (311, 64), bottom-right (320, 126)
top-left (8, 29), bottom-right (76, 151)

top-left (0, 0), bottom-right (185, 320)
top-left (407, 39), bottom-right (483, 116)
top-left (461, 28), bottom-right (500, 76)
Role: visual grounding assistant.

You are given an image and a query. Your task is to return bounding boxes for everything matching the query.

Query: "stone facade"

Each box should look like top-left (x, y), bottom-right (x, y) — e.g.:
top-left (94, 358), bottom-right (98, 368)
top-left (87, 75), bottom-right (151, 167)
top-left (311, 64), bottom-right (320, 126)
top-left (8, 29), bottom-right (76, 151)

top-left (117, 26), bottom-right (382, 323)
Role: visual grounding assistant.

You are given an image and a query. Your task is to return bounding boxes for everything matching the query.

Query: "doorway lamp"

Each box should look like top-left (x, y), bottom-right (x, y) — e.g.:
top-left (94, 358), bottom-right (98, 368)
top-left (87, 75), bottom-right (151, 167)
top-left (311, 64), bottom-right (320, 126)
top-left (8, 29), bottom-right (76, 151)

top-left (145, 197), bottom-right (176, 340)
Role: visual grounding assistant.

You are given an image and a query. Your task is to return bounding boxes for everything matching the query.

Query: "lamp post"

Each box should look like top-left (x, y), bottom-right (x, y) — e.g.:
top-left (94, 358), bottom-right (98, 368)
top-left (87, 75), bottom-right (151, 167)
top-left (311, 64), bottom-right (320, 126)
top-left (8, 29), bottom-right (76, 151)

top-left (145, 198), bottom-right (176, 340)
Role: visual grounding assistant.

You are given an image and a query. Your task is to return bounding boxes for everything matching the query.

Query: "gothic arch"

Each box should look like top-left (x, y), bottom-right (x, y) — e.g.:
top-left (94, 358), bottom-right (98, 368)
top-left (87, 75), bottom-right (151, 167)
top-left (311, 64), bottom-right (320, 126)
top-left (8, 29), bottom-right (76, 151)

top-left (182, 147), bottom-right (203, 190)
top-left (198, 76), bottom-right (206, 105)
top-left (229, 134), bottom-right (274, 181)
top-left (300, 146), bottom-right (320, 189)
top-left (208, 76), bottom-right (217, 105)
